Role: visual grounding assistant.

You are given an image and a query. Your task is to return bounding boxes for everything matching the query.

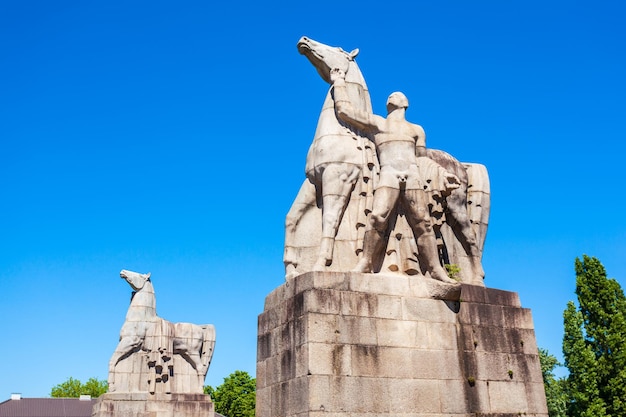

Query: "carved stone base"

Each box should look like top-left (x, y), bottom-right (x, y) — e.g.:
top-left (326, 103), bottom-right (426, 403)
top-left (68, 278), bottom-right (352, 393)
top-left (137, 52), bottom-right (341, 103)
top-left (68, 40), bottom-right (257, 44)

top-left (256, 271), bottom-right (548, 417)
top-left (92, 392), bottom-right (214, 417)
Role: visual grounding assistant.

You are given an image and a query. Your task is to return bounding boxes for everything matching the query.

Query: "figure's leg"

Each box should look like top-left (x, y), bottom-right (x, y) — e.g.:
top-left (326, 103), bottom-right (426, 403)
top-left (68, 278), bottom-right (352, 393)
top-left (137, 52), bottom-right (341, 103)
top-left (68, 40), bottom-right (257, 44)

top-left (404, 189), bottom-right (456, 284)
top-left (284, 179), bottom-right (318, 279)
top-left (445, 190), bottom-right (485, 283)
top-left (353, 186), bottom-right (399, 273)
top-left (314, 163), bottom-right (360, 270)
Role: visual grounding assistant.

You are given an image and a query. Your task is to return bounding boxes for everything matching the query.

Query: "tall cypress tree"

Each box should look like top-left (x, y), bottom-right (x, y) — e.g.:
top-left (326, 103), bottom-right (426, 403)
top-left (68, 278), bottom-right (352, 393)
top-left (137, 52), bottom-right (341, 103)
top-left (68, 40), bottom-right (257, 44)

top-left (562, 255), bottom-right (626, 417)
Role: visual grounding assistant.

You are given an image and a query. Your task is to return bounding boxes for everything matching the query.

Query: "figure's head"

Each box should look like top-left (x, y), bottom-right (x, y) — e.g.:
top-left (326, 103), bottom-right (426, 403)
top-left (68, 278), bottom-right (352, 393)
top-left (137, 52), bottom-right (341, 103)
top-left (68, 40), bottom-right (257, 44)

top-left (386, 92), bottom-right (409, 113)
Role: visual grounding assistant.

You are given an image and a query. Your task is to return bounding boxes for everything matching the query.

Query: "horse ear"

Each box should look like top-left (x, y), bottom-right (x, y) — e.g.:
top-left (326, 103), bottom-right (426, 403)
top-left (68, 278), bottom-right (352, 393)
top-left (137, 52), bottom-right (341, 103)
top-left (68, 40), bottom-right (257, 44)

top-left (146, 272), bottom-right (151, 279)
top-left (349, 48), bottom-right (359, 59)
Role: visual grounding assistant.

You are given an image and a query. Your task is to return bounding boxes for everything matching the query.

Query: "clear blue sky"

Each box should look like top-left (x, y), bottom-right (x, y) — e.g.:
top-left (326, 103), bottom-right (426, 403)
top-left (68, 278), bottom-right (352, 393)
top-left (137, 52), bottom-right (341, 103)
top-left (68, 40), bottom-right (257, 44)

top-left (1, 0), bottom-right (625, 399)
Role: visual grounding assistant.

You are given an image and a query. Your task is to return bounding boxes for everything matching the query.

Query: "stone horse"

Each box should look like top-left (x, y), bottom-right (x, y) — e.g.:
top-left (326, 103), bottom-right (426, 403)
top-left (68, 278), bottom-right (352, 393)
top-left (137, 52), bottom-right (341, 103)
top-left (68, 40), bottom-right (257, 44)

top-left (285, 36), bottom-right (489, 284)
top-left (108, 269), bottom-right (215, 394)
top-left (284, 36), bottom-right (377, 279)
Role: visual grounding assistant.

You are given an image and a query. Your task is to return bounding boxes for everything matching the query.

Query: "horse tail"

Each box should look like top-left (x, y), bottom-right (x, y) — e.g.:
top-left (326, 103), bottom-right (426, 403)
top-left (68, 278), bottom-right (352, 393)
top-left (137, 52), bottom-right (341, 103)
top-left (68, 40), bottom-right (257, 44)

top-left (464, 163), bottom-right (490, 253)
top-left (200, 324), bottom-right (216, 374)
top-left (426, 148), bottom-right (469, 185)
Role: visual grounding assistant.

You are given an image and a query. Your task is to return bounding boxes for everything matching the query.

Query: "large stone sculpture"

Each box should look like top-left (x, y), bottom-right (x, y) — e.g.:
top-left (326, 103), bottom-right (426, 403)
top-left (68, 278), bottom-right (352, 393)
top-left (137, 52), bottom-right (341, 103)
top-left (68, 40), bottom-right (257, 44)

top-left (258, 37), bottom-right (548, 417)
top-left (107, 269), bottom-right (215, 394)
top-left (284, 37), bottom-right (489, 285)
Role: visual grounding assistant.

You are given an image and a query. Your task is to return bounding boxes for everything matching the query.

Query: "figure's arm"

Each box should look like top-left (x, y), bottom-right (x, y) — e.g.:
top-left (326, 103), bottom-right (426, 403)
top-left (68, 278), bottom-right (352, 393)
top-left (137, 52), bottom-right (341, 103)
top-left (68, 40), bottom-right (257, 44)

top-left (330, 69), bottom-right (381, 133)
top-left (414, 124), bottom-right (427, 157)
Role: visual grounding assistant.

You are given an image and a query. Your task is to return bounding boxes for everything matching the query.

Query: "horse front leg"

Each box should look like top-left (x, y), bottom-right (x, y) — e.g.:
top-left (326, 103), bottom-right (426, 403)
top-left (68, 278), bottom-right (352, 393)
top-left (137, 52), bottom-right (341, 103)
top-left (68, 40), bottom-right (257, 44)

top-left (284, 179), bottom-right (318, 279)
top-left (314, 163), bottom-right (360, 270)
top-left (108, 336), bottom-right (142, 392)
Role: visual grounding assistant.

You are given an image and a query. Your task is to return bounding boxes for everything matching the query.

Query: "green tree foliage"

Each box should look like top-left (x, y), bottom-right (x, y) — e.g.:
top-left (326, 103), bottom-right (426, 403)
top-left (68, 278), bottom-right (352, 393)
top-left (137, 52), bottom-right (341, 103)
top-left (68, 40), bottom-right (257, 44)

top-left (562, 255), bottom-right (626, 417)
top-left (50, 377), bottom-right (108, 398)
top-left (538, 348), bottom-right (567, 417)
top-left (204, 370), bottom-right (256, 417)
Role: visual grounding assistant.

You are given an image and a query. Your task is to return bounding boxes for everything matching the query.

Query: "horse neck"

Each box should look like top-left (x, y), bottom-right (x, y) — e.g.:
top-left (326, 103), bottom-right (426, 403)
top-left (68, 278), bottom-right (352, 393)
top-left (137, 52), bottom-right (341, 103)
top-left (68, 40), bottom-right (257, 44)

top-left (323, 60), bottom-right (372, 113)
top-left (127, 280), bottom-right (156, 319)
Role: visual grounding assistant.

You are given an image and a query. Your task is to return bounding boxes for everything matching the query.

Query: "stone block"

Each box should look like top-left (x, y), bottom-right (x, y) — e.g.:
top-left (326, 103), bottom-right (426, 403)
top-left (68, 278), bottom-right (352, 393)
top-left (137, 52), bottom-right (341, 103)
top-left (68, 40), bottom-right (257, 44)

top-left (257, 331), bottom-right (272, 361)
top-left (375, 317), bottom-right (420, 347)
top-left (296, 271), bottom-right (349, 292)
top-left (458, 303), bottom-right (504, 326)
top-left (304, 289), bottom-right (342, 315)
top-left (307, 375), bottom-right (331, 412)
top-left (412, 349), bottom-right (463, 380)
top-left (518, 328), bottom-right (539, 355)
top-left (459, 284), bottom-right (487, 304)
top-left (265, 283), bottom-right (295, 311)
top-left (411, 321), bottom-right (433, 349)
top-left (474, 325), bottom-right (514, 353)
top-left (338, 316), bottom-right (379, 345)
top-left (340, 291), bottom-right (377, 317)
top-left (387, 379), bottom-right (441, 413)
top-left (426, 322), bottom-right (459, 350)
top-left (306, 343), bottom-right (351, 376)
top-left (286, 377), bottom-right (309, 415)
top-left (407, 275), bottom-right (439, 298)
top-left (270, 382), bottom-right (288, 417)
top-left (525, 381), bottom-right (550, 414)
top-left (438, 379), bottom-right (469, 414)
top-left (474, 351), bottom-right (520, 381)
top-left (341, 291), bottom-right (403, 319)
top-left (257, 359), bottom-right (267, 390)
top-left (279, 350), bottom-right (296, 383)
top-left (306, 313), bottom-right (339, 344)
top-left (348, 273), bottom-right (410, 295)
top-left (255, 386), bottom-right (270, 416)
top-left (294, 344), bottom-right (309, 378)
top-left (92, 393), bottom-right (214, 417)
top-left (349, 344), bottom-right (388, 377)
top-left (488, 381), bottom-right (529, 413)
top-left (402, 297), bottom-right (457, 323)
top-left (258, 311), bottom-right (273, 335)
top-left (257, 272), bottom-right (548, 417)
top-left (503, 307), bottom-right (535, 329)
top-left (265, 354), bottom-right (280, 387)
top-left (484, 288), bottom-right (521, 307)
top-left (329, 376), bottom-right (389, 413)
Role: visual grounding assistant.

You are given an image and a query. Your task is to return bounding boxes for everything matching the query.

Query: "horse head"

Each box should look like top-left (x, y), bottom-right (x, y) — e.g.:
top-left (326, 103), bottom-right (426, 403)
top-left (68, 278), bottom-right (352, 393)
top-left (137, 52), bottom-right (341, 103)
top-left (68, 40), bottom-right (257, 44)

top-left (120, 269), bottom-right (151, 291)
top-left (297, 36), bottom-right (359, 84)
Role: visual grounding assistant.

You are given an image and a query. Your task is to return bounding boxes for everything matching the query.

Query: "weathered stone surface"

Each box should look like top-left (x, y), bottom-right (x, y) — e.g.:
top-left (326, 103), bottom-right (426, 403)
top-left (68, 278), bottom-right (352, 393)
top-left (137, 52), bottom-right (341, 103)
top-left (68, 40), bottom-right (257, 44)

top-left (92, 393), bottom-right (214, 417)
top-left (256, 271), bottom-right (548, 417)
top-left (107, 270), bottom-right (215, 395)
top-left (284, 37), bottom-right (490, 285)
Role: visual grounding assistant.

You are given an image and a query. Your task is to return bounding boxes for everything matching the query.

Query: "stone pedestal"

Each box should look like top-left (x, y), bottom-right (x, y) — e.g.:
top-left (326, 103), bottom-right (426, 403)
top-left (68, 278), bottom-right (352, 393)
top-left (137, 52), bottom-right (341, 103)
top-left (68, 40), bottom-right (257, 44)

top-left (92, 392), bottom-right (214, 417)
top-left (256, 271), bottom-right (548, 417)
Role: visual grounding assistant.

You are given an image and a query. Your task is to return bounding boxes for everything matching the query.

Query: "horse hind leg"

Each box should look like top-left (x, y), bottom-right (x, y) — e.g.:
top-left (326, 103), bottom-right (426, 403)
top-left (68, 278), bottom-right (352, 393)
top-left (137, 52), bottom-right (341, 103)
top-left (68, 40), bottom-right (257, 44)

top-left (445, 190), bottom-right (485, 284)
top-left (314, 163), bottom-right (360, 270)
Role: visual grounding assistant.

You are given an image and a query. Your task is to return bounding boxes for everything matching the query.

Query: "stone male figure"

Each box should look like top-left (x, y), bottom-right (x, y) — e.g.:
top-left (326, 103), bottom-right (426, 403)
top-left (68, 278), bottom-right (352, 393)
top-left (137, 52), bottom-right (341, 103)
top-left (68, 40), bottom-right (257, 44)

top-left (330, 68), bottom-right (458, 283)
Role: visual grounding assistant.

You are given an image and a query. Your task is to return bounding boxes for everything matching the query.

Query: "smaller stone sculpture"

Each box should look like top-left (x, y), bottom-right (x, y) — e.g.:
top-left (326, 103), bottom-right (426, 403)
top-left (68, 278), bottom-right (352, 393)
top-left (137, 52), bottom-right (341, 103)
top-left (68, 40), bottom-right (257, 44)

top-left (331, 68), bottom-right (459, 283)
top-left (108, 270), bottom-right (215, 394)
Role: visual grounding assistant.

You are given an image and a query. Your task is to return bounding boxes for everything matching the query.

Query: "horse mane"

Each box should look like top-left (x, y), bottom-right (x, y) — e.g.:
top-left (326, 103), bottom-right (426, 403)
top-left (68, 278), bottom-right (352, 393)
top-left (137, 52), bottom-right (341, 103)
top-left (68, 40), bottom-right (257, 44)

top-left (344, 59), bottom-right (370, 111)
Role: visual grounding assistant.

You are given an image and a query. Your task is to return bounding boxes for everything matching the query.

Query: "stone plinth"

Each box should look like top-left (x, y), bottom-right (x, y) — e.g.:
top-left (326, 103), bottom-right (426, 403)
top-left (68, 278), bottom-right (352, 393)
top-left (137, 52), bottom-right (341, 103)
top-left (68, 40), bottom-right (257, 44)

top-left (256, 271), bottom-right (548, 417)
top-left (92, 392), bottom-right (214, 417)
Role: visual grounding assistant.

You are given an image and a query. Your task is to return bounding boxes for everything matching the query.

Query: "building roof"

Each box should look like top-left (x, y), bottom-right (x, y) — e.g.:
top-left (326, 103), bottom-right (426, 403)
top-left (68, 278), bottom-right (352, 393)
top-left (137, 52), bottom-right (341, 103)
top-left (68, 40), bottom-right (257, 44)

top-left (0, 397), bottom-right (96, 417)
